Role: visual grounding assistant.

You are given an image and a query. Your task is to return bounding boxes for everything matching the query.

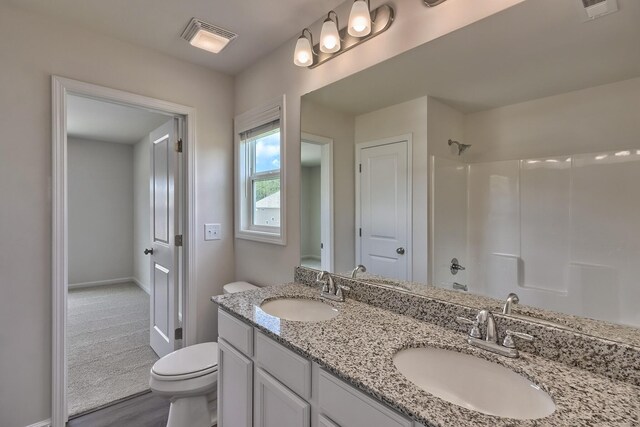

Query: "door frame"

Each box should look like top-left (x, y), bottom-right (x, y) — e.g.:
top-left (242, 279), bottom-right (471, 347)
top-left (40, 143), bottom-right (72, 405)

top-left (355, 134), bottom-right (413, 280)
top-left (301, 132), bottom-right (334, 272)
top-left (51, 76), bottom-right (198, 427)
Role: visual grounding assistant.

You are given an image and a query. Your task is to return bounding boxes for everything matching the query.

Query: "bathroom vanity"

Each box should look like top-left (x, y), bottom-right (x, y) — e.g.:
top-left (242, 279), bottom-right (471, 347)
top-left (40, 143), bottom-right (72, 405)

top-left (216, 306), bottom-right (418, 427)
top-left (212, 276), bottom-right (639, 427)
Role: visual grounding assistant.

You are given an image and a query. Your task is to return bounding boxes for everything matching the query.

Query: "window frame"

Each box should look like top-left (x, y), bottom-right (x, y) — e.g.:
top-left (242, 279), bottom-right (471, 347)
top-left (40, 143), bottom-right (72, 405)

top-left (235, 95), bottom-right (286, 245)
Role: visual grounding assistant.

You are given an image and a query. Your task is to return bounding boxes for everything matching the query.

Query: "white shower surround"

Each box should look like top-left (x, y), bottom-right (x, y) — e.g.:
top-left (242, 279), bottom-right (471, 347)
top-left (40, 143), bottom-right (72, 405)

top-left (432, 151), bottom-right (640, 327)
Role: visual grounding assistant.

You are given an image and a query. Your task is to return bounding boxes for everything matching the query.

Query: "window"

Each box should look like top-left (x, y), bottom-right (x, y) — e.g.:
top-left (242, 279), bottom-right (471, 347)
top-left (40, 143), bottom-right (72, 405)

top-left (235, 96), bottom-right (286, 244)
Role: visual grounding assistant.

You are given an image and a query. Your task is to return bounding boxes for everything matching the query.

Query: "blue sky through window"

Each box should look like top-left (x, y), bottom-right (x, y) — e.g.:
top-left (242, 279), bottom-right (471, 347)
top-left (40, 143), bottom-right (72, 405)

top-left (254, 131), bottom-right (280, 173)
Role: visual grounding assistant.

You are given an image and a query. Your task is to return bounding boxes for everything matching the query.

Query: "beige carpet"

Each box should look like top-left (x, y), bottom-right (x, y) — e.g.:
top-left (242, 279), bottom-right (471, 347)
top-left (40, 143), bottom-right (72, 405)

top-left (68, 282), bottom-right (159, 416)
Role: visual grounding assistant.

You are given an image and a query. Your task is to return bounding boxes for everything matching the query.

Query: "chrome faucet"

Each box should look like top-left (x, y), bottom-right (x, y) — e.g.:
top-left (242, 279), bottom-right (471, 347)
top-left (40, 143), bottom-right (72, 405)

top-left (502, 292), bottom-right (520, 314)
top-left (317, 271), bottom-right (350, 302)
top-left (457, 308), bottom-right (533, 358)
top-left (351, 264), bottom-right (367, 278)
top-left (477, 309), bottom-right (498, 343)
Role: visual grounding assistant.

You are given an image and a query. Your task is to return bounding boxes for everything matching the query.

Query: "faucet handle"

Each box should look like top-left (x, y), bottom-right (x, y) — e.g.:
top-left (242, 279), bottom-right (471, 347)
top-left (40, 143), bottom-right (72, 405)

top-left (456, 316), bottom-right (481, 339)
top-left (335, 284), bottom-right (351, 299)
top-left (316, 271), bottom-right (329, 292)
top-left (502, 330), bottom-right (534, 349)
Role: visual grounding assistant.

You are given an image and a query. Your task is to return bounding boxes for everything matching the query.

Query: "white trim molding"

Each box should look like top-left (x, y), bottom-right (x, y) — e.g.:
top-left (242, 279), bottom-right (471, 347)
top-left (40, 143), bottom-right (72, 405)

top-left (68, 277), bottom-right (135, 290)
top-left (131, 277), bottom-right (151, 294)
top-left (300, 132), bottom-right (334, 272)
top-left (51, 76), bottom-right (198, 427)
top-left (25, 419), bottom-right (51, 427)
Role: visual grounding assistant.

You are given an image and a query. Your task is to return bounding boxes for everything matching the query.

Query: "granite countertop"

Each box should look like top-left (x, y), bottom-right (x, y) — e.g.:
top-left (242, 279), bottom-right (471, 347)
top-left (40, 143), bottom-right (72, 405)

top-left (212, 283), bottom-right (640, 427)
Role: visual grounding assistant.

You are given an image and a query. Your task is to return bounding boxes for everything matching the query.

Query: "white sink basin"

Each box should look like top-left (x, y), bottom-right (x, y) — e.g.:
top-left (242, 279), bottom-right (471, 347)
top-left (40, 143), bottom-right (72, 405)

top-left (259, 298), bottom-right (339, 322)
top-left (393, 347), bottom-right (555, 420)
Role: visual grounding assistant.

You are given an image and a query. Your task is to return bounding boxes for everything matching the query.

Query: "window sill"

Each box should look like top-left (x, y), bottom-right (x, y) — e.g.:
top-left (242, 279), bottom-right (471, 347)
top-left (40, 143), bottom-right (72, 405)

top-left (235, 228), bottom-right (286, 246)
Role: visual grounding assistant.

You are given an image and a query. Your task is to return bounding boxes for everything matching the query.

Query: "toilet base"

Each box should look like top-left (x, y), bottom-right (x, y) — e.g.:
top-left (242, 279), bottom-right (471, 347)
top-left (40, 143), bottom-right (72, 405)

top-left (167, 395), bottom-right (217, 427)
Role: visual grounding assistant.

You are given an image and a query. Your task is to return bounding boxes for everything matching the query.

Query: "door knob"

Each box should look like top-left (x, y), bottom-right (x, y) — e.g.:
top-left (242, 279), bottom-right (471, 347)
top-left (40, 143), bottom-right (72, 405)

top-left (396, 247), bottom-right (405, 255)
top-left (144, 248), bottom-right (154, 255)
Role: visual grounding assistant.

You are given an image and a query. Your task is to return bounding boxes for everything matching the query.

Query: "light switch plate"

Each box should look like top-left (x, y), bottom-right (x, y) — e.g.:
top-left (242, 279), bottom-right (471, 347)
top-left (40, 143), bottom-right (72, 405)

top-left (204, 223), bottom-right (221, 240)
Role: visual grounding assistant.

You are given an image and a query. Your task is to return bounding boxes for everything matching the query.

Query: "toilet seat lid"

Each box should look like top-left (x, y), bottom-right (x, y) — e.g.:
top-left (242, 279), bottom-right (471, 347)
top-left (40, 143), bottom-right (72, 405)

top-left (152, 342), bottom-right (218, 378)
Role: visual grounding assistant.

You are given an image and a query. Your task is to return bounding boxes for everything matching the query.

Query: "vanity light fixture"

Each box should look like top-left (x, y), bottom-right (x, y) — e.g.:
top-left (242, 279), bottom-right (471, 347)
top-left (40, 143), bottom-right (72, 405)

top-left (424, 0), bottom-right (449, 6)
top-left (320, 11), bottom-right (341, 53)
top-left (348, 0), bottom-right (372, 37)
top-left (181, 18), bottom-right (238, 54)
top-left (294, 29), bottom-right (316, 67)
top-left (293, 4), bottom-right (394, 68)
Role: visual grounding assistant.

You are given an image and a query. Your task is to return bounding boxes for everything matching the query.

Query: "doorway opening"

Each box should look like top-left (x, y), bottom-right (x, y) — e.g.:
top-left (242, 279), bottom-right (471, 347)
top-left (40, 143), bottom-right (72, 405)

top-left (52, 76), bottom-right (197, 427)
top-left (300, 133), bottom-right (334, 272)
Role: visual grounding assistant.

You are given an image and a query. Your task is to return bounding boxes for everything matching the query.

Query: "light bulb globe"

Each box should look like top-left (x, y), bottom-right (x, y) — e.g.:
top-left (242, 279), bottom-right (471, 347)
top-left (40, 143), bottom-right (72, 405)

top-left (348, 0), bottom-right (371, 37)
top-left (320, 19), bottom-right (341, 53)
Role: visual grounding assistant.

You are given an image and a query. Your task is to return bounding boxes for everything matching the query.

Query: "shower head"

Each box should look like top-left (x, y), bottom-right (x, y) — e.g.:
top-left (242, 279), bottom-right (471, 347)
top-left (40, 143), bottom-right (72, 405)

top-left (448, 139), bottom-right (471, 156)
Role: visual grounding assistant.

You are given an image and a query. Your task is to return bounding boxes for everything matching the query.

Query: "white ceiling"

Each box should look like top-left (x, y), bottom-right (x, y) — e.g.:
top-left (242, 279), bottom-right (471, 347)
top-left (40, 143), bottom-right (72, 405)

top-left (7, 0), bottom-right (345, 75)
top-left (304, 0), bottom-right (640, 115)
top-left (67, 95), bottom-right (170, 144)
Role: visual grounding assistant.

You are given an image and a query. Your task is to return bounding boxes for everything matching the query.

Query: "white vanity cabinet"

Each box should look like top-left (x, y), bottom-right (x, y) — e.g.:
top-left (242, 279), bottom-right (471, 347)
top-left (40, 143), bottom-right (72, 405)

top-left (217, 308), bottom-right (417, 427)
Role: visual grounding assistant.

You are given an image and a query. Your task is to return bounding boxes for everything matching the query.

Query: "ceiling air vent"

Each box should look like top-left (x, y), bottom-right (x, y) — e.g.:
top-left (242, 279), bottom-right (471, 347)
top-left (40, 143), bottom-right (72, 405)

top-left (578, 0), bottom-right (618, 21)
top-left (181, 18), bottom-right (238, 54)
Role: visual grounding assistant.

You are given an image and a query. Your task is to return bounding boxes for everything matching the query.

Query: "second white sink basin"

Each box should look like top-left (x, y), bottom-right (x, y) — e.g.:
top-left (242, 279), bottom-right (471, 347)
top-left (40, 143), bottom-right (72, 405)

top-left (393, 347), bottom-right (555, 420)
top-left (260, 298), bottom-right (339, 321)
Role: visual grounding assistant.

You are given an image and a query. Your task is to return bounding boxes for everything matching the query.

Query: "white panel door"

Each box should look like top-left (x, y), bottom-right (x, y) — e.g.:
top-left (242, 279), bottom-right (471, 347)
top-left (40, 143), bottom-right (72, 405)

top-left (359, 141), bottom-right (409, 280)
top-left (149, 119), bottom-right (180, 358)
top-left (255, 368), bottom-right (310, 427)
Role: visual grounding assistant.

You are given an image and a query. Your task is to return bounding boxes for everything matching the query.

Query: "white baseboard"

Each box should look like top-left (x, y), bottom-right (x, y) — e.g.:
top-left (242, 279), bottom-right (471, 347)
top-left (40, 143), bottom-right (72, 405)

top-left (132, 276), bottom-right (150, 294)
top-left (68, 277), bottom-right (134, 289)
top-left (25, 419), bottom-right (51, 427)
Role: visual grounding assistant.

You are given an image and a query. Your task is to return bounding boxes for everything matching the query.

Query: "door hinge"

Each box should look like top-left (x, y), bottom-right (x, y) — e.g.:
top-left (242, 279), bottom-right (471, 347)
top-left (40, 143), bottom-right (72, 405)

top-left (175, 234), bottom-right (183, 247)
top-left (175, 327), bottom-right (183, 340)
top-left (320, 242), bottom-right (324, 249)
top-left (176, 139), bottom-right (183, 153)
top-left (359, 163), bottom-right (362, 173)
top-left (359, 228), bottom-right (362, 237)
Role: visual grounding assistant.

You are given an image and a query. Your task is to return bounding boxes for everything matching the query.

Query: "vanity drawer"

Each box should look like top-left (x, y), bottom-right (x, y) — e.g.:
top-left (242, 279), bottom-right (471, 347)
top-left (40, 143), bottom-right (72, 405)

top-left (319, 370), bottom-right (412, 427)
top-left (255, 331), bottom-right (312, 399)
top-left (218, 309), bottom-right (253, 356)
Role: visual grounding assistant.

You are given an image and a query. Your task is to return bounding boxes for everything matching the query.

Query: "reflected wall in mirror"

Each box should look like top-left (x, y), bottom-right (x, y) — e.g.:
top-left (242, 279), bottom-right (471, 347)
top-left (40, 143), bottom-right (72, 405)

top-left (300, 0), bottom-right (640, 337)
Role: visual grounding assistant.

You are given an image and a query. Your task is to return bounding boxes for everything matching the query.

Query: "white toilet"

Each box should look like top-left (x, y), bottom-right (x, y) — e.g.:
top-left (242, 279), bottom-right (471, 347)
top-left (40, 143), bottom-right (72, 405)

top-left (149, 281), bottom-right (258, 427)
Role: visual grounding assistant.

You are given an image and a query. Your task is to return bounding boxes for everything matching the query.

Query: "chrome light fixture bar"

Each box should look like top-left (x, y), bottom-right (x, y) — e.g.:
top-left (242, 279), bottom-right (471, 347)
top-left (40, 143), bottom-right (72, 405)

top-left (294, 3), bottom-right (394, 69)
top-left (424, 0), bottom-right (449, 6)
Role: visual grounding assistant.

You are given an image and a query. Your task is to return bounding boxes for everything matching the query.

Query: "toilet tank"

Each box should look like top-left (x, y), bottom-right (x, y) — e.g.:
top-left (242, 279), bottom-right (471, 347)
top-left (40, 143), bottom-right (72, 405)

top-left (223, 281), bottom-right (258, 294)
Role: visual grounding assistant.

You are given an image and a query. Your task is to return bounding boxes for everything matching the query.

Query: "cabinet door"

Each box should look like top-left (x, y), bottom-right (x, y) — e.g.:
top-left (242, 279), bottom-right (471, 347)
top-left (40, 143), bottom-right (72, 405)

top-left (255, 368), bottom-right (310, 427)
top-left (319, 370), bottom-right (412, 427)
top-left (319, 414), bottom-right (341, 427)
top-left (218, 338), bottom-right (253, 427)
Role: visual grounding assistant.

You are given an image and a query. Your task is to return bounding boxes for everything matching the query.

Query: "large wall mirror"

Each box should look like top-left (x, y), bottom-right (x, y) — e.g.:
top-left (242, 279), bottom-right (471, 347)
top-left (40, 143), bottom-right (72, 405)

top-left (299, 0), bottom-right (640, 344)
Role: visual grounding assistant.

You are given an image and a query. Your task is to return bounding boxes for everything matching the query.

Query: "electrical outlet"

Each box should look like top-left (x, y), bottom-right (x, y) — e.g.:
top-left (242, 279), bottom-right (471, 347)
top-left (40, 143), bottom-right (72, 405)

top-left (204, 223), bottom-right (221, 241)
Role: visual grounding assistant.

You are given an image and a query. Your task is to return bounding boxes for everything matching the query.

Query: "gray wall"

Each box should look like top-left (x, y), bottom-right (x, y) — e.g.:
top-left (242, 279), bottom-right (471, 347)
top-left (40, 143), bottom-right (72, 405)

top-left (300, 166), bottom-right (321, 259)
top-left (133, 135), bottom-right (151, 292)
top-left (68, 138), bottom-right (134, 285)
top-left (301, 100), bottom-right (356, 273)
top-left (0, 4), bottom-right (234, 426)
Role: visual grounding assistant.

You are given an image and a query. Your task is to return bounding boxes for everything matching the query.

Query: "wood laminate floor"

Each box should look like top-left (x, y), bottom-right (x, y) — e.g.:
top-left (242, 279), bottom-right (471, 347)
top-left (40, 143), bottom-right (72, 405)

top-left (67, 392), bottom-right (170, 427)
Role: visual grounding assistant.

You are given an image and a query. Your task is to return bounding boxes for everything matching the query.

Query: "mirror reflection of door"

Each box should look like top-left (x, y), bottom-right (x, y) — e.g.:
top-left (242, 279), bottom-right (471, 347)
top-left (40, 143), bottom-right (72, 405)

top-left (356, 138), bottom-right (411, 281)
top-left (300, 134), bottom-right (334, 272)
